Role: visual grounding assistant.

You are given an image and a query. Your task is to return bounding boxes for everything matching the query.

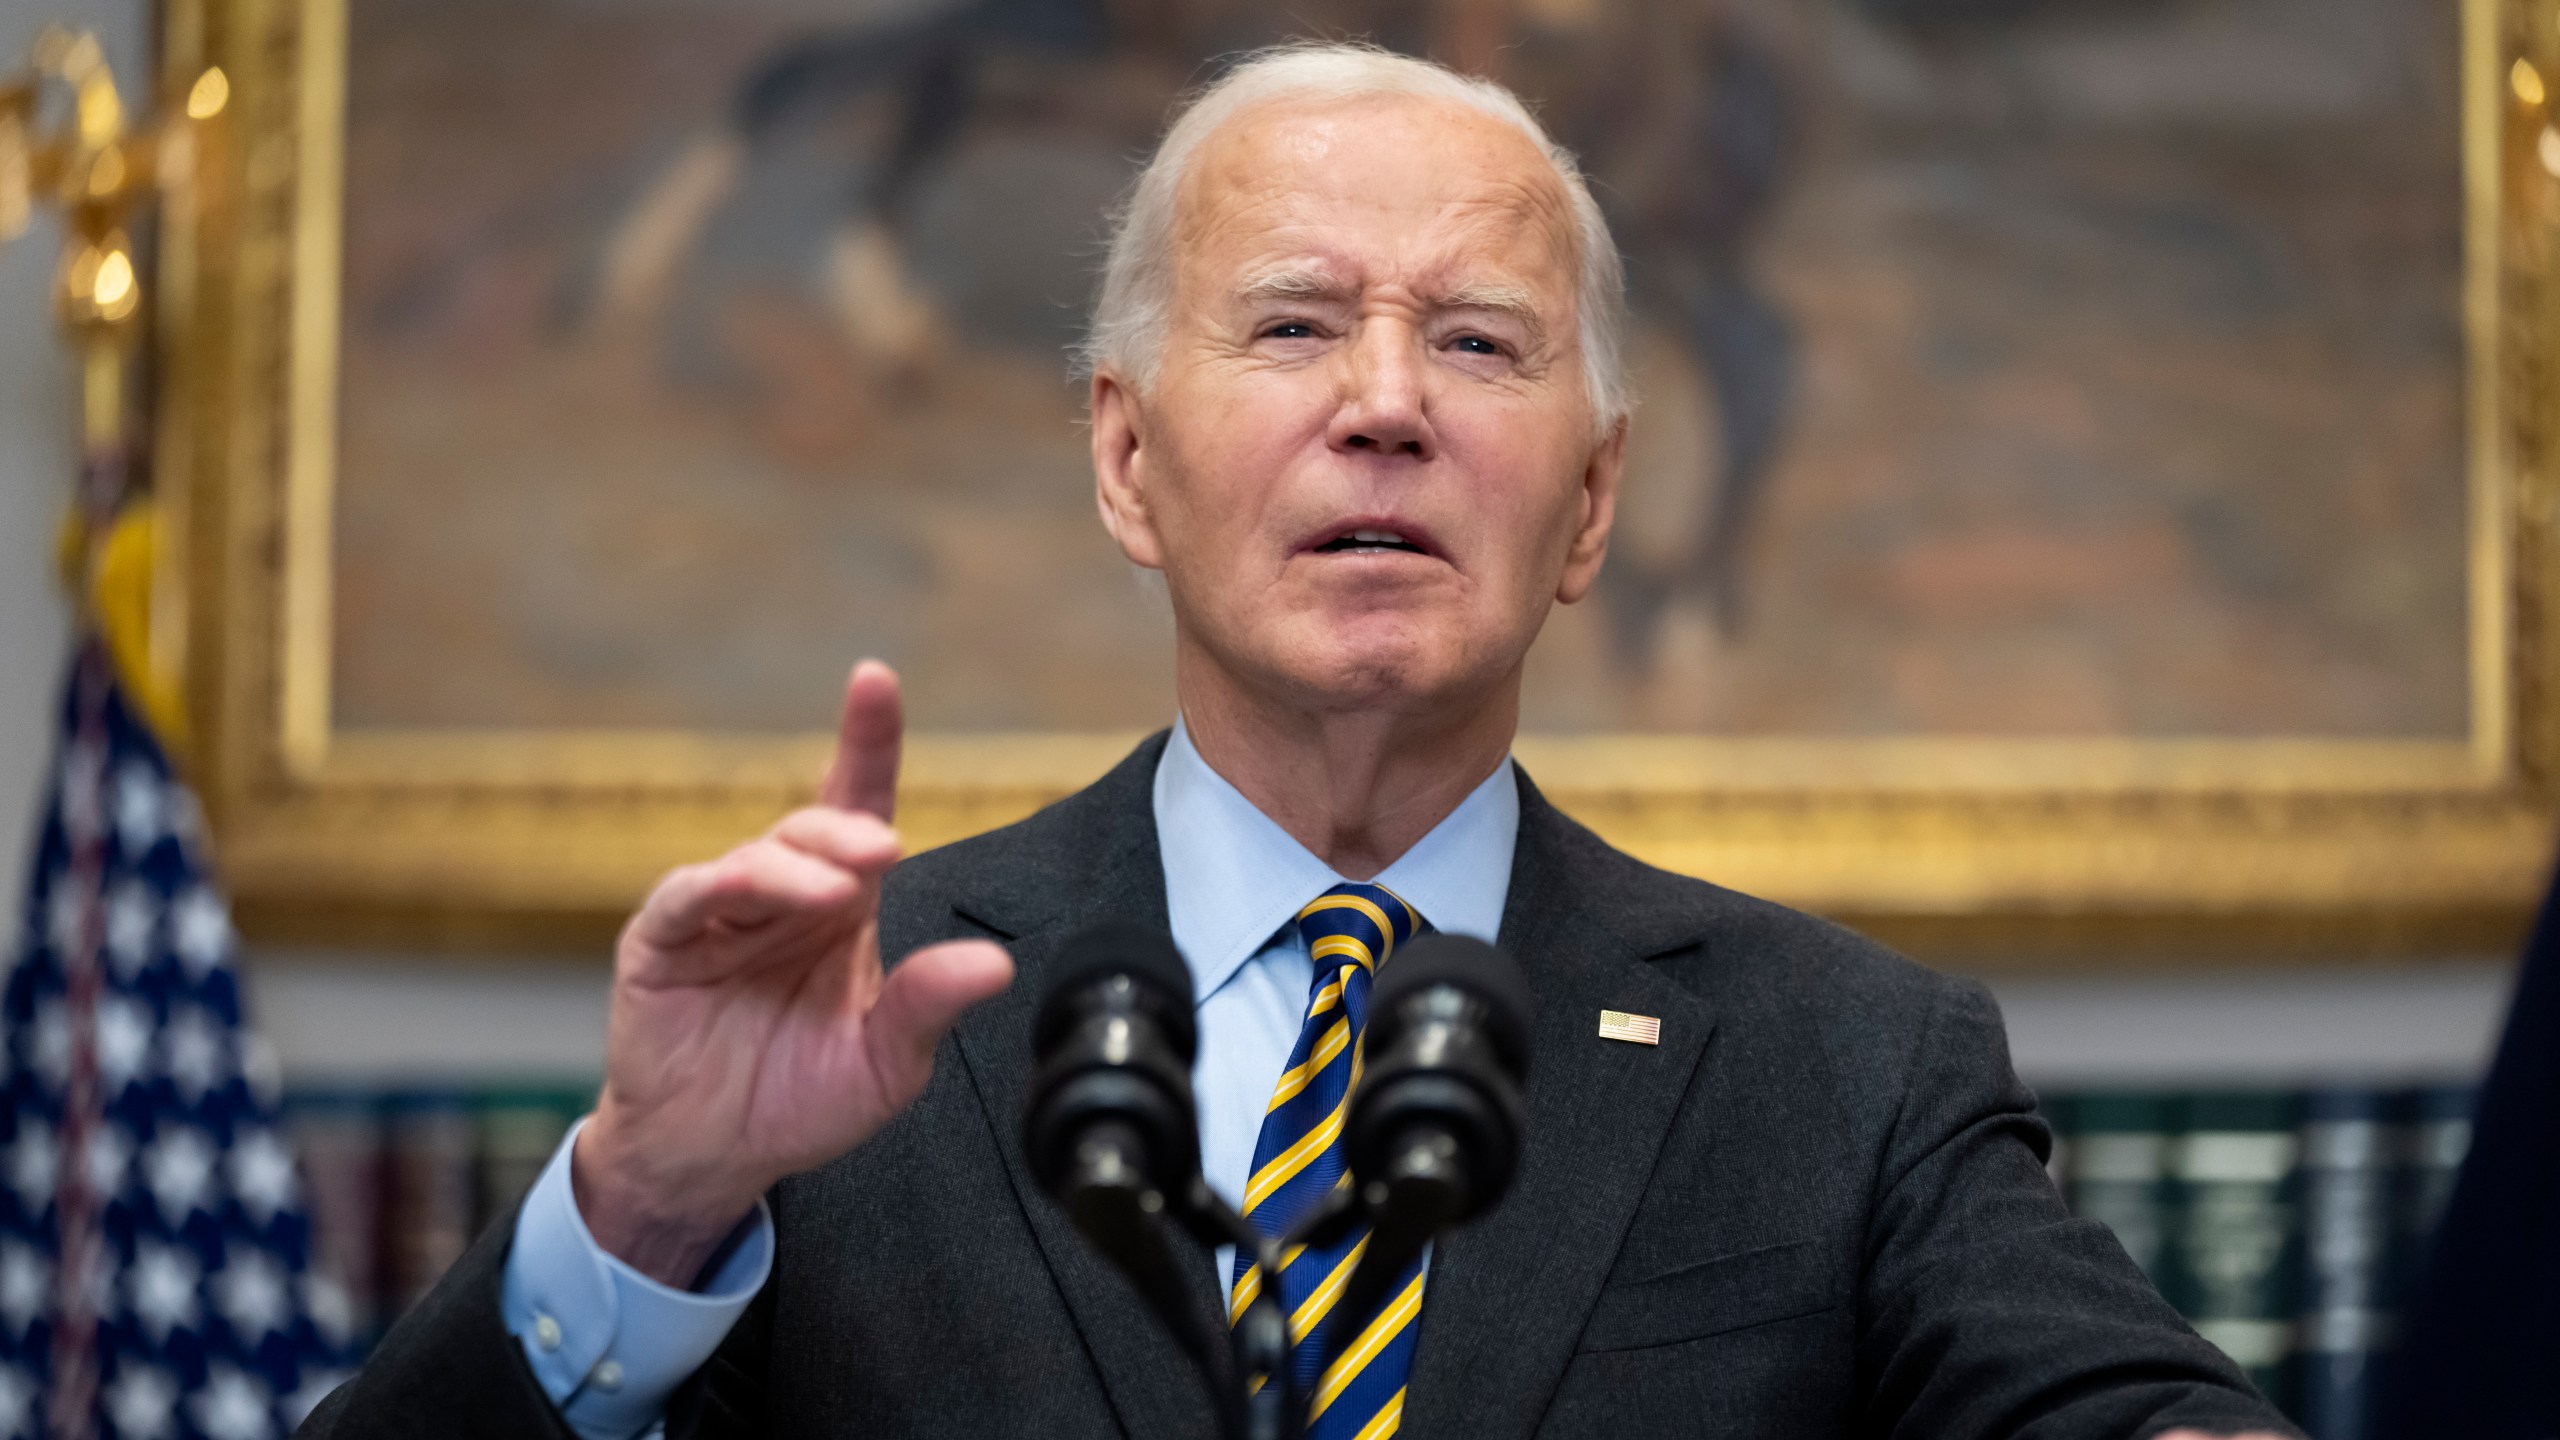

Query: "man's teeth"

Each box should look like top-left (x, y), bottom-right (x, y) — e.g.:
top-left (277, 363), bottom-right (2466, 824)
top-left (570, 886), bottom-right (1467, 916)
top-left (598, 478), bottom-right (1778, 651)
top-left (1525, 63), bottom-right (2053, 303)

top-left (1316, 528), bottom-right (1423, 554)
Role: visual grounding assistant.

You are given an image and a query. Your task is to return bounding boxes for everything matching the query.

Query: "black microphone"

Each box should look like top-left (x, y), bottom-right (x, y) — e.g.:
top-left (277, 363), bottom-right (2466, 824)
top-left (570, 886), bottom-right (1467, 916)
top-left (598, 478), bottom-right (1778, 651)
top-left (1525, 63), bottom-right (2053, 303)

top-left (1023, 919), bottom-right (1201, 1227)
top-left (1022, 919), bottom-right (1240, 1418)
top-left (1322, 932), bottom-right (1533, 1364)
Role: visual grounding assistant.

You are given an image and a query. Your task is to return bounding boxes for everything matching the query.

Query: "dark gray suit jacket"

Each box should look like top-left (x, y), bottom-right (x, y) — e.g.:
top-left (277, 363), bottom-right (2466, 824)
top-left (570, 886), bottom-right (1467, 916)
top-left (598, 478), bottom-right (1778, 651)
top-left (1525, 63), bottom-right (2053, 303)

top-left (302, 735), bottom-right (2295, 1439)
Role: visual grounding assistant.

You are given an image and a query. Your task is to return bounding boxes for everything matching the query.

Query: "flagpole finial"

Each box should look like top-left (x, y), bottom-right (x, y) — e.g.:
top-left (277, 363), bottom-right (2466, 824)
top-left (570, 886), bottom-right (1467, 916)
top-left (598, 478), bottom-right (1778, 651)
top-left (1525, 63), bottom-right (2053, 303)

top-left (3, 31), bottom-right (222, 752)
top-left (3, 27), bottom-right (206, 472)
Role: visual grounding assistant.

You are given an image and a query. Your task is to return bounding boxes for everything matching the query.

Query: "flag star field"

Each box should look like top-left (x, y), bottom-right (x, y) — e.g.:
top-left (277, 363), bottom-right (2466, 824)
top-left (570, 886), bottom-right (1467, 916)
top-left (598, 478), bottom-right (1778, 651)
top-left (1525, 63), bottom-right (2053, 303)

top-left (4, 654), bottom-right (350, 1439)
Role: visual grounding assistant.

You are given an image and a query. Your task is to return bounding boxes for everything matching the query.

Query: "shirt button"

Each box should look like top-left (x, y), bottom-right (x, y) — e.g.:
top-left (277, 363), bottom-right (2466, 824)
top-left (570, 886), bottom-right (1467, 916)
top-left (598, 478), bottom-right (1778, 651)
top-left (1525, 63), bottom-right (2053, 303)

top-left (532, 1314), bottom-right (562, 1353)
top-left (591, 1359), bottom-right (624, 1392)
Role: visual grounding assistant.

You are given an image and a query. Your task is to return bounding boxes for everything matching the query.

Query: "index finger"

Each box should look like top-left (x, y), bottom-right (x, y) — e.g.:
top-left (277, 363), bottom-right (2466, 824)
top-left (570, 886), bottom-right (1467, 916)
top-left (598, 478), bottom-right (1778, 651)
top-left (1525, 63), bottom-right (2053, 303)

top-left (818, 659), bottom-right (902, 820)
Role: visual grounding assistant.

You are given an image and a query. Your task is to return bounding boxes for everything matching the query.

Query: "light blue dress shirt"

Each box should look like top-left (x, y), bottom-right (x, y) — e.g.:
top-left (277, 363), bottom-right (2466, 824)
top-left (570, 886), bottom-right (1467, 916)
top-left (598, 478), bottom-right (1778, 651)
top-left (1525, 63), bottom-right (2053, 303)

top-left (500, 720), bottom-right (1520, 1440)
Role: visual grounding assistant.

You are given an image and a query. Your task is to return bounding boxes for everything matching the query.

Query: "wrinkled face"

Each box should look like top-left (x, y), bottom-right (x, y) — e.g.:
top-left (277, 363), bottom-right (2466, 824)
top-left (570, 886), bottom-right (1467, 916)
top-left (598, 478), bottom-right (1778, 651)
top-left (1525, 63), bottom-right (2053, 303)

top-left (1093, 92), bottom-right (1621, 722)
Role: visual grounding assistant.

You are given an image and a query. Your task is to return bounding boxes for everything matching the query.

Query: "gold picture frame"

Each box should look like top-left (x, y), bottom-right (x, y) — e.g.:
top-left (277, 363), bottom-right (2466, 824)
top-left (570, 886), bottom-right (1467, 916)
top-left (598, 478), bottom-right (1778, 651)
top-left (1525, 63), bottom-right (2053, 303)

top-left (150, 0), bottom-right (2560, 964)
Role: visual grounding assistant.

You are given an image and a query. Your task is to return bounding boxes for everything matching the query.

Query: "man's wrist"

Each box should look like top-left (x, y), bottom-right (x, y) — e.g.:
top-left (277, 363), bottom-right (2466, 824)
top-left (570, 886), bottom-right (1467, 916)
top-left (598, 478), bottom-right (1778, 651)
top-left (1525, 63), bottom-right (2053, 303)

top-left (570, 1109), bottom-right (763, 1288)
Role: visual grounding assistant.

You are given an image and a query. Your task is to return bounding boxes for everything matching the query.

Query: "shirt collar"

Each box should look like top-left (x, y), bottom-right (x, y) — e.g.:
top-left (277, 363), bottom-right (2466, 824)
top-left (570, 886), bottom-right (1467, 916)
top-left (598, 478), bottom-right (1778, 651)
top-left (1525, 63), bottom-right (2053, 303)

top-left (1153, 717), bottom-right (1519, 1005)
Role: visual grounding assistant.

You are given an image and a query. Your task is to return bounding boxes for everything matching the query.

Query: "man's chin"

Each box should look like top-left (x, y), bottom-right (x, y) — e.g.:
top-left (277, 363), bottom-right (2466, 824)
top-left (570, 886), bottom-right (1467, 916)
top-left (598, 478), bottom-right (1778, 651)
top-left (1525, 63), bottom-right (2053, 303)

top-left (1182, 608), bottom-right (1509, 717)
top-left (1266, 638), bottom-right (1481, 716)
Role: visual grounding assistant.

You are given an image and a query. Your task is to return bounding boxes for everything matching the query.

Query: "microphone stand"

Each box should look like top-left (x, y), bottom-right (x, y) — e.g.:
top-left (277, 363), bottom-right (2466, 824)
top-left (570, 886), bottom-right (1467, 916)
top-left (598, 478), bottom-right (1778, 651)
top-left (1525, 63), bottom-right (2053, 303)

top-left (1061, 1125), bottom-right (1230, 1403)
top-left (1316, 1128), bottom-right (1471, 1375)
top-left (1176, 1177), bottom-right (1305, 1440)
top-left (1069, 1149), bottom-right (1313, 1440)
top-left (1176, 1151), bottom-right (1463, 1440)
top-left (1072, 1140), bottom-right (1481, 1440)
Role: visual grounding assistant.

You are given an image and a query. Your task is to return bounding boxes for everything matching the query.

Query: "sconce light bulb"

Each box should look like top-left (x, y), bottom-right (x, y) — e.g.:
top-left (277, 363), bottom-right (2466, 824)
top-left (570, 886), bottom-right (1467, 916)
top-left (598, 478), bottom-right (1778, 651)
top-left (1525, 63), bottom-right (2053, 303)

top-left (93, 247), bottom-right (134, 312)
top-left (186, 67), bottom-right (228, 120)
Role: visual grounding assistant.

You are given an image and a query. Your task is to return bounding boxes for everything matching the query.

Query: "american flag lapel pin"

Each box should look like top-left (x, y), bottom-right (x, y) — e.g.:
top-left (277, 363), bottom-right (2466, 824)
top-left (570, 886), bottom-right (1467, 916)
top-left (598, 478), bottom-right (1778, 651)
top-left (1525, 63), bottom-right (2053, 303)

top-left (1597, 1009), bottom-right (1662, 1045)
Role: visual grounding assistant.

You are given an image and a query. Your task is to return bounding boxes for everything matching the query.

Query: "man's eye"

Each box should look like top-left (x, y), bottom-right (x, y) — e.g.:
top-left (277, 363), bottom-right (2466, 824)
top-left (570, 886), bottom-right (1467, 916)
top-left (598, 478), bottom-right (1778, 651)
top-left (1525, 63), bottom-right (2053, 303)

top-left (1262, 322), bottom-right (1317, 340)
top-left (1451, 334), bottom-right (1504, 356)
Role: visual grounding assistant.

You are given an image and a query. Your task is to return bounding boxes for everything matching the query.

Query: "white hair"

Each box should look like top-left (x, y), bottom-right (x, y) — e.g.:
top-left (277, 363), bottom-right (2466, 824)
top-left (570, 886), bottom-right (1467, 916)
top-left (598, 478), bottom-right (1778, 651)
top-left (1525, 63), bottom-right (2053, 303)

top-left (1080, 43), bottom-right (1631, 429)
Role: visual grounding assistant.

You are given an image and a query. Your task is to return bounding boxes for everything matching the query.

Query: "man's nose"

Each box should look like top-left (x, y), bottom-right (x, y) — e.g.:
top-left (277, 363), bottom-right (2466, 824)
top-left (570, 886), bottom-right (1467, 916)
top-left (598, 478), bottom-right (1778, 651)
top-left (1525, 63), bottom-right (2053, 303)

top-left (1325, 320), bottom-right (1437, 461)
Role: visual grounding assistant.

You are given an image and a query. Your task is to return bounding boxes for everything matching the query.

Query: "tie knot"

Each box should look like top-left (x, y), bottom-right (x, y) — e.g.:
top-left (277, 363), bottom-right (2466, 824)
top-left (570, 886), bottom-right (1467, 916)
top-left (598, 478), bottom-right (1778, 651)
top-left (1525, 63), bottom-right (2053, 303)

top-left (1295, 881), bottom-right (1425, 973)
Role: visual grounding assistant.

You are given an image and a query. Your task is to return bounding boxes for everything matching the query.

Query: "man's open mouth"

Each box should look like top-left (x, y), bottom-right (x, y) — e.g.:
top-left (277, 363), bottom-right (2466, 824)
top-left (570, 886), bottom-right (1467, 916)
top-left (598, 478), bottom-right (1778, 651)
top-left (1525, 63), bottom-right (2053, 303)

top-left (1314, 528), bottom-right (1430, 555)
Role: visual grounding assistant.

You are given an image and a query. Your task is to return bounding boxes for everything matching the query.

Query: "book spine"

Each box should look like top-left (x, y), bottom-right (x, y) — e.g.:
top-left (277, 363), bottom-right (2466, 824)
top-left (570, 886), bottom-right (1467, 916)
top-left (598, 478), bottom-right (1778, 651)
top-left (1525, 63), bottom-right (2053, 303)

top-left (384, 1090), bottom-right (480, 1319)
top-left (2294, 1087), bottom-right (2392, 1440)
top-left (2166, 1091), bottom-right (2302, 1409)
top-left (2390, 1082), bottom-right (2474, 1312)
top-left (283, 1088), bottom-right (390, 1351)
top-left (2062, 1092), bottom-right (2175, 1289)
top-left (473, 1084), bottom-right (590, 1233)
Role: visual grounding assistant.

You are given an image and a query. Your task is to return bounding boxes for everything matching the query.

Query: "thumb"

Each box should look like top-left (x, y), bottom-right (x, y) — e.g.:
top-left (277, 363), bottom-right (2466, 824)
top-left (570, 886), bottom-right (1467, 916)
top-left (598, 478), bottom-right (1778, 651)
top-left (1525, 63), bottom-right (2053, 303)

top-left (866, 939), bottom-right (1015, 1103)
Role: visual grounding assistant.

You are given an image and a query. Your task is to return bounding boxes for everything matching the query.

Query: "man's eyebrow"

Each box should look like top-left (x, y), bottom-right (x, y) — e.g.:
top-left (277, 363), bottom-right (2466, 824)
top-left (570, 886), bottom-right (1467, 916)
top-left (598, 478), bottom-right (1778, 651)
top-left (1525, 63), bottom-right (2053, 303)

top-left (1439, 282), bottom-right (1549, 340)
top-left (1235, 268), bottom-right (1349, 304)
top-left (1230, 271), bottom-right (1551, 339)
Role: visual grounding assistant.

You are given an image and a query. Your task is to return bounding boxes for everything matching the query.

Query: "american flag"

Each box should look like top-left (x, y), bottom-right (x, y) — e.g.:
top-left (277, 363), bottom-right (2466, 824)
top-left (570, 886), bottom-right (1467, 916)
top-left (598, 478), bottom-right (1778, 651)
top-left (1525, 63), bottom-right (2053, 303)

top-left (1, 645), bottom-right (351, 1439)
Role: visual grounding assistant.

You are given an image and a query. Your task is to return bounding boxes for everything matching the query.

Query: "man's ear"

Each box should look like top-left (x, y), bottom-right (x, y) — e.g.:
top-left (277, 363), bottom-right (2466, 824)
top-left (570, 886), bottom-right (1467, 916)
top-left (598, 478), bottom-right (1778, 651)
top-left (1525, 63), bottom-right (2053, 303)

top-left (1555, 414), bottom-right (1625, 605)
top-left (1091, 370), bottom-right (1167, 570)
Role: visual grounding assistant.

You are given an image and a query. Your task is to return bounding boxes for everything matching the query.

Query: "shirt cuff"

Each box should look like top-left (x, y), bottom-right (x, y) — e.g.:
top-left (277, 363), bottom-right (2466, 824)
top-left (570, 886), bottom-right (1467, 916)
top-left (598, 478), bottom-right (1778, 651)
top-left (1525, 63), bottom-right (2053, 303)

top-left (500, 1118), bottom-right (773, 1440)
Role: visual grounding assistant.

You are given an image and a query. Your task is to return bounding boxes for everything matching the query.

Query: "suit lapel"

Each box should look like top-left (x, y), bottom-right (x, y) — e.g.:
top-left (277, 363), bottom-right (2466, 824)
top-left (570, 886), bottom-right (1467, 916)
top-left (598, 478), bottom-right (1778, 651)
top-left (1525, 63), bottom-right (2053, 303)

top-left (943, 735), bottom-right (1232, 1438)
top-left (1400, 776), bottom-right (1719, 1440)
top-left (933, 744), bottom-right (1717, 1440)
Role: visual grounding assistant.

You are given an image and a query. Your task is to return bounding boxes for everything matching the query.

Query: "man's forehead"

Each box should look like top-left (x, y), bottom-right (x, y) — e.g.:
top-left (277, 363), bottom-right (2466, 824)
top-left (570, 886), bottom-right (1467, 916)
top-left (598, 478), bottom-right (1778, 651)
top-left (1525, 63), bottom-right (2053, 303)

top-left (1172, 93), bottom-right (1579, 293)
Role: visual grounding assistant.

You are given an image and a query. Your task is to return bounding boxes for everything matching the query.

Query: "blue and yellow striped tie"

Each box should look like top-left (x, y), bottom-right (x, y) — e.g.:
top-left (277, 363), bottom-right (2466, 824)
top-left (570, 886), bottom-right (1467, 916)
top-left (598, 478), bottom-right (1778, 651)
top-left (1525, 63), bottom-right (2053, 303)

top-left (1228, 881), bottom-right (1429, 1440)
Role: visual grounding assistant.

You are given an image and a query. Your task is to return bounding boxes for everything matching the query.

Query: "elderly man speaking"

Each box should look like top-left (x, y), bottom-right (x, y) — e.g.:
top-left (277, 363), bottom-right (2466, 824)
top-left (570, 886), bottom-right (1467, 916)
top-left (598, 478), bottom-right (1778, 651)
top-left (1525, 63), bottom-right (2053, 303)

top-left (306, 44), bottom-right (2297, 1440)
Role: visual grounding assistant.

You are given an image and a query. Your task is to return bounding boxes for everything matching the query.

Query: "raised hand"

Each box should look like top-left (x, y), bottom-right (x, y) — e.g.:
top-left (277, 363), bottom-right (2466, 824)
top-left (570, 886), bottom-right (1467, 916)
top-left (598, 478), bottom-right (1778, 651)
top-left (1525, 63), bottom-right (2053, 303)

top-left (572, 661), bottom-right (1015, 1285)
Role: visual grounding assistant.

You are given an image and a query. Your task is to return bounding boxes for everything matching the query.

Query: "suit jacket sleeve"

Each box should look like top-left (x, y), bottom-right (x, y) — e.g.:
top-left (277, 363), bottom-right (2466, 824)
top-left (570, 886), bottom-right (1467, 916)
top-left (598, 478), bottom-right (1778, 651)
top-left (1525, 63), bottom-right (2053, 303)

top-left (291, 1203), bottom-right (773, 1440)
top-left (1854, 975), bottom-right (2300, 1440)
top-left (293, 1205), bottom-right (582, 1440)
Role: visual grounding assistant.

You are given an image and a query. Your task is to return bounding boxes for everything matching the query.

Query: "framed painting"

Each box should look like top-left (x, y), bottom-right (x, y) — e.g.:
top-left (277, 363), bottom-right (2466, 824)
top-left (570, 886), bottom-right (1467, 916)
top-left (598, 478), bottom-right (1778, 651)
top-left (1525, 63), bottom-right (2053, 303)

top-left (149, 0), bottom-right (2560, 962)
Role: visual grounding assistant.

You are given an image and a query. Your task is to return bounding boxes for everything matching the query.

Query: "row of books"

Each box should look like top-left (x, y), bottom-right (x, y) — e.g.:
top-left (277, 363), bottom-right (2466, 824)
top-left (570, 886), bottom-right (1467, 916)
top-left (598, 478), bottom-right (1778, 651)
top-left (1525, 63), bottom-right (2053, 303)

top-left (281, 1080), bottom-right (2471, 1439)
top-left (282, 1082), bottom-right (593, 1347)
top-left (2044, 1084), bottom-right (2475, 1440)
